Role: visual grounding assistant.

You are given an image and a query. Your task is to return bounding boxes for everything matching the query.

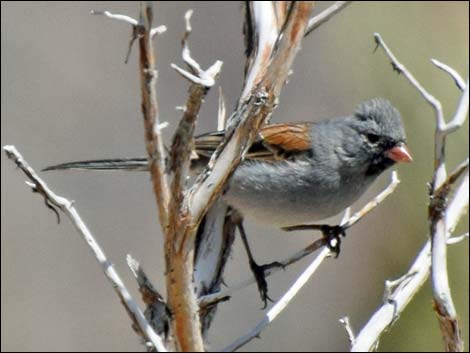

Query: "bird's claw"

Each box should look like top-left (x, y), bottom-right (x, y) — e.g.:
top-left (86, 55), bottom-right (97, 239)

top-left (320, 225), bottom-right (346, 258)
top-left (249, 260), bottom-right (284, 309)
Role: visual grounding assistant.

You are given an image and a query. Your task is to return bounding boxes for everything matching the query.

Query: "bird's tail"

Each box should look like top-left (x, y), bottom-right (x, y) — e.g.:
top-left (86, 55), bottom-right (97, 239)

top-left (42, 158), bottom-right (149, 172)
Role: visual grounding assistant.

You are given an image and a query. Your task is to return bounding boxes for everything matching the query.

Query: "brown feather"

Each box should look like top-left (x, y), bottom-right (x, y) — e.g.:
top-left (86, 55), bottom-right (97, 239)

top-left (259, 123), bottom-right (311, 152)
top-left (194, 123), bottom-right (312, 161)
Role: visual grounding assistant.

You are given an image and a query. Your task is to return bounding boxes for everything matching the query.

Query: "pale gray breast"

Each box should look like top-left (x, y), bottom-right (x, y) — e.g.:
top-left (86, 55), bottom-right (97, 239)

top-left (223, 159), bottom-right (376, 227)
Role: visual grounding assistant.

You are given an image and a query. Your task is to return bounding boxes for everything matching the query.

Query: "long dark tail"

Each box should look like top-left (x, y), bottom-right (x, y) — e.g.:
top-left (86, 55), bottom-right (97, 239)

top-left (42, 132), bottom-right (223, 172)
top-left (42, 158), bottom-right (149, 171)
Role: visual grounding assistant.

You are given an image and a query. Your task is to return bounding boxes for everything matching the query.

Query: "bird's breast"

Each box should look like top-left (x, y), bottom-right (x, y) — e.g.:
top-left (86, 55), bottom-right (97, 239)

top-left (222, 159), bottom-right (375, 227)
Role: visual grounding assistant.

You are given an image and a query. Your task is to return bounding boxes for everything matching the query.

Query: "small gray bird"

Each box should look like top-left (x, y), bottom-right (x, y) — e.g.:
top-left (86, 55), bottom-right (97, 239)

top-left (45, 98), bottom-right (412, 304)
top-left (45, 97), bottom-right (412, 227)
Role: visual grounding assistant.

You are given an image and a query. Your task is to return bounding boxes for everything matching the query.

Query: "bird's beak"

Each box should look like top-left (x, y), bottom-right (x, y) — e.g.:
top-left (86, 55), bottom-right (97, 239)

top-left (385, 143), bottom-right (413, 163)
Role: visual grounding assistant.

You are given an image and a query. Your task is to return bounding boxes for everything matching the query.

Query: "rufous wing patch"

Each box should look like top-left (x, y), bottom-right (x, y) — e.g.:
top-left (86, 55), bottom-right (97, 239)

top-left (259, 123), bottom-right (311, 152)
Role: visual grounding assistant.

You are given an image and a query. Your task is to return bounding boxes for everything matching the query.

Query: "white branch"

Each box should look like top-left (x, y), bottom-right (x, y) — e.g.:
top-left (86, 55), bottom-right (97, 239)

top-left (373, 33), bottom-right (445, 130)
top-left (447, 232), bottom-right (469, 245)
top-left (221, 248), bottom-right (331, 352)
top-left (90, 10), bottom-right (138, 25)
top-left (351, 173), bottom-right (468, 351)
top-left (171, 10), bottom-right (223, 88)
top-left (240, 2), bottom-right (279, 100)
top-left (431, 59), bottom-right (466, 91)
top-left (443, 78), bottom-right (469, 134)
top-left (90, 9), bottom-right (166, 38)
top-left (3, 145), bottom-right (167, 352)
top-left (305, 1), bottom-right (352, 36)
top-left (352, 34), bottom-right (468, 351)
top-left (218, 87), bottom-right (227, 131)
top-left (339, 316), bottom-right (356, 346)
top-left (151, 25), bottom-right (168, 38)
top-left (171, 62), bottom-right (222, 87)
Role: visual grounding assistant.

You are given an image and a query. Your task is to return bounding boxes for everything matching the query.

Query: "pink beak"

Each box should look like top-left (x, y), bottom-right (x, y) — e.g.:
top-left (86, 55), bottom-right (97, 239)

top-left (385, 143), bottom-right (413, 163)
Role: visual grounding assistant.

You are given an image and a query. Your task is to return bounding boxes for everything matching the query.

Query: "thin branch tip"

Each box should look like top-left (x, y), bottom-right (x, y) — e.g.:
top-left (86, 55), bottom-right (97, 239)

top-left (185, 9), bottom-right (194, 29)
top-left (447, 233), bottom-right (469, 245)
top-left (430, 58), bottom-right (466, 90)
top-left (90, 9), bottom-right (138, 26)
top-left (305, 1), bottom-right (352, 36)
top-left (339, 316), bottom-right (356, 345)
top-left (151, 25), bottom-right (167, 37)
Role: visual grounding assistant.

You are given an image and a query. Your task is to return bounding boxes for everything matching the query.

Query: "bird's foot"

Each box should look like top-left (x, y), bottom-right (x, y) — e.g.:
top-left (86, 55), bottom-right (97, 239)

top-left (249, 259), bottom-right (284, 309)
top-left (320, 225), bottom-right (346, 258)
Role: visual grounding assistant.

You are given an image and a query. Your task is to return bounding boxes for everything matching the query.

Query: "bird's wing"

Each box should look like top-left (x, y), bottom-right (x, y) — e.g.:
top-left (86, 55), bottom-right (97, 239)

top-left (43, 123), bottom-right (314, 171)
top-left (195, 123), bottom-right (312, 161)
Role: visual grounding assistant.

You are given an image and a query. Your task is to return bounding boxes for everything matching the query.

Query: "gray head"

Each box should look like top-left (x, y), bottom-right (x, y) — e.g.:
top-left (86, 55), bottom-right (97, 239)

top-left (329, 98), bottom-right (410, 176)
top-left (354, 98), bottom-right (406, 144)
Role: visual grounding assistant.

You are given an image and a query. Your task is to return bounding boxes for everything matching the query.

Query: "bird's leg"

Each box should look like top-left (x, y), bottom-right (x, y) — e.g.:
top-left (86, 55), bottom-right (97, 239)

top-left (282, 224), bottom-right (347, 257)
top-left (235, 219), bottom-right (283, 308)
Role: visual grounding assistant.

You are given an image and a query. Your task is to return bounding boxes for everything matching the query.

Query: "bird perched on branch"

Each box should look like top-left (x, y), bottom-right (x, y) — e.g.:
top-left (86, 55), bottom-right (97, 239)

top-left (45, 98), bottom-right (412, 306)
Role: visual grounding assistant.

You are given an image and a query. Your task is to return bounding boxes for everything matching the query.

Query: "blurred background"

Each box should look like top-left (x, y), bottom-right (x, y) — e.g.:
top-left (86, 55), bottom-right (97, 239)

top-left (2, 1), bottom-right (468, 351)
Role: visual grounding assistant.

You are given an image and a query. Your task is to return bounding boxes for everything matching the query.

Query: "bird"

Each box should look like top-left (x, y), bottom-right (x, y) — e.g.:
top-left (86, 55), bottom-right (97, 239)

top-left (44, 98), bottom-right (412, 305)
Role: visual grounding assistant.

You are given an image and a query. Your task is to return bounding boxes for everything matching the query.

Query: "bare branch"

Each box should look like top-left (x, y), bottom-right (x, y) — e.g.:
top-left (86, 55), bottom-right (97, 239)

top-left (443, 79), bottom-right (469, 134)
top-left (305, 1), bottom-right (352, 36)
top-left (351, 173), bottom-right (468, 351)
top-left (373, 33), bottom-right (445, 130)
top-left (91, 9), bottom-right (166, 38)
top-left (221, 248), bottom-right (331, 352)
top-left (151, 25), bottom-right (168, 38)
top-left (339, 316), bottom-right (356, 346)
top-left (434, 158), bottom-right (469, 198)
top-left (352, 34), bottom-right (468, 351)
top-left (218, 87), bottom-right (227, 131)
top-left (168, 10), bottom-right (223, 253)
top-left (431, 59), bottom-right (466, 91)
top-left (171, 10), bottom-right (223, 87)
top-left (382, 271), bottom-right (418, 304)
top-left (431, 175), bottom-right (467, 352)
top-left (171, 62), bottom-right (222, 87)
top-left (3, 145), bottom-right (167, 352)
top-left (90, 10), bottom-right (138, 25)
top-left (127, 255), bottom-right (170, 340)
top-left (164, 8), bottom-right (224, 351)
top-left (136, 3), bottom-right (171, 233)
top-left (241, 2), bottom-right (279, 100)
top-left (447, 232), bottom-right (469, 245)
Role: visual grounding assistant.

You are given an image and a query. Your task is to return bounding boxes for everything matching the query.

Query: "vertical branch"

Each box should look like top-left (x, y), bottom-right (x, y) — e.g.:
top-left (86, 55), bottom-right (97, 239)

top-left (429, 80), bottom-right (468, 352)
top-left (241, 2), bottom-right (279, 100)
top-left (137, 2), bottom-right (171, 232)
top-left (164, 9), bottom-right (222, 350)
top-left (188, 1), bottom-right (315, 228)
top-left (186, 1), bottom-right (314, 344)
top-left (136, 4), bottom-right (207, 351)
top-left (369, 33), bottom-right (468, 352)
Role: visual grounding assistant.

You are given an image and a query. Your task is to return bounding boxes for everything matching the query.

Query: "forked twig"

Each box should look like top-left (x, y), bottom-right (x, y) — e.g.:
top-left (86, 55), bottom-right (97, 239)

top-left (3, 145), bottom-right (167, 352)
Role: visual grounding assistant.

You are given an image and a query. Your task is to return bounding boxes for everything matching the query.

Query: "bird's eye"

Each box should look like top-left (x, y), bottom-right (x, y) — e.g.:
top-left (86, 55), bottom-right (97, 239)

top-left (366, 133), bottom-right (380, 144)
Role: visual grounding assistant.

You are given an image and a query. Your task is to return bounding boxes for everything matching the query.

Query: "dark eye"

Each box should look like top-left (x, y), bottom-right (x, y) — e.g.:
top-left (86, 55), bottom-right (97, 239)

top-left (366, 133), bottom-right (380, 144)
